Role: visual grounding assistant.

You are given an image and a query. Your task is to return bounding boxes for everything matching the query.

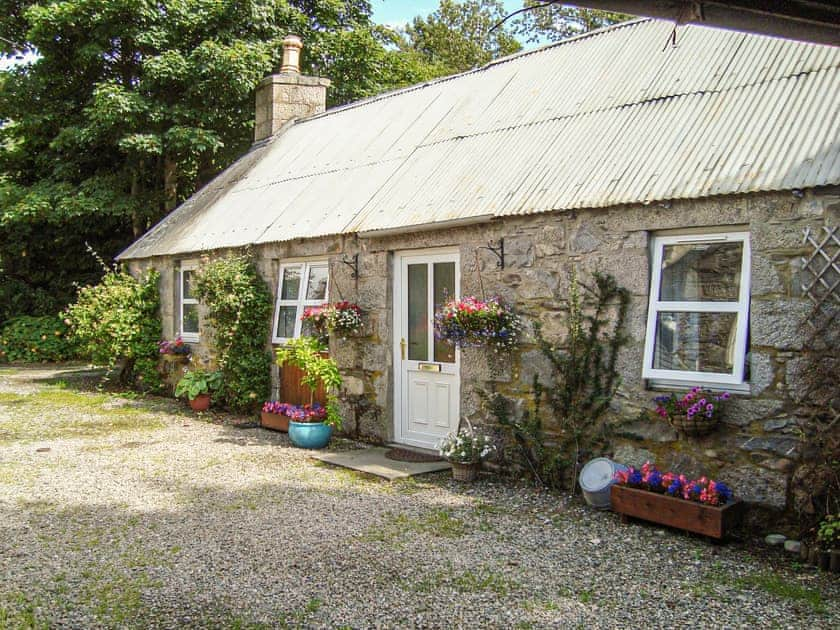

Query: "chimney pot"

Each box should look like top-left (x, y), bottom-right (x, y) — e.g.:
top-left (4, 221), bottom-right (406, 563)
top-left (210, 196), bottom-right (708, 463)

top-left (280, 34), bottom-right (303, 74)
top-left (253, 35), bottom-right (330, 142)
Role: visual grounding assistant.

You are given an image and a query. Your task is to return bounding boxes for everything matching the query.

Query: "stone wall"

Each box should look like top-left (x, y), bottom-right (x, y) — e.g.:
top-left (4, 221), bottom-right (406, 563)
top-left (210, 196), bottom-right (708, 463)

top-left (128, 187), bottom-right (839, 526)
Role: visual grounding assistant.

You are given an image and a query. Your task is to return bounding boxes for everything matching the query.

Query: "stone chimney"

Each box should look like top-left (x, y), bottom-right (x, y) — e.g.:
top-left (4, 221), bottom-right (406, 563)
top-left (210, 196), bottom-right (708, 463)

top-left (254, 35), bottom-right (331, 142)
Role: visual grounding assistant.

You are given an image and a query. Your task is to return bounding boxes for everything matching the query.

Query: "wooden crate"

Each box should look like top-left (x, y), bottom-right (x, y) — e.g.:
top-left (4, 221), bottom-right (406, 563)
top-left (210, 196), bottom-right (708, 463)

top-left (611, 485), bottom-right (743, 539)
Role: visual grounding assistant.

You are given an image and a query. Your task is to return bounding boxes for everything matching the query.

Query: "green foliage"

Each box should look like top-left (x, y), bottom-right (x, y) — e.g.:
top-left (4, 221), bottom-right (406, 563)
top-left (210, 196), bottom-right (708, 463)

top-left (484, 271), bottom-right (629, 489)
top-left (175, 368), bottom-right (222, 401)
top-left (401, 0), bottom-right (522, 74)
top-left (817, 514), bottom-right (839, 549)
top-left (192, 253), bottom-right (271, 412)
top-left (0, 314), bottom-right (74, 362)
top-left (275, 336), bottom-right (343, 429)
top-left (65, 264), bottom-right (162, 391)
top-left (0, 1), bottom-right (438, 325)
top-left (514, 2), bottom-right (633, 43)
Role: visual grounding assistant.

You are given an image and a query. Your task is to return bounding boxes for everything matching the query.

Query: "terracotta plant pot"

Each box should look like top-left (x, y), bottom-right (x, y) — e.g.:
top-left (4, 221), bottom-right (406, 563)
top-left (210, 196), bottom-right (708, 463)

top-left (260, 411), bottom-right (289, 432)
top-left (188, 393), bottom-right (211, 411)
top-left (611, 485), bottom-right (743, 540)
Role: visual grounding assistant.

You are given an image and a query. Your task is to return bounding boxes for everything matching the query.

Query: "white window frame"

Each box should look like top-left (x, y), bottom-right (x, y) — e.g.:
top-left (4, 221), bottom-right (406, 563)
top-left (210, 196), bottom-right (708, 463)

top-left (272, 261), bottom-right (329, 344)
top-left (642, 231), bottom-right (751, 387)
top-left (178, 263), bottom-right (200, 343)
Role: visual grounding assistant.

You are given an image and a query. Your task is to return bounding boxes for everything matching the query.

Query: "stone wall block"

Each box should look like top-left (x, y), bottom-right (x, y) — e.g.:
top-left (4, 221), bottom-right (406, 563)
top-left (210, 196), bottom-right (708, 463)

top-left (722, 465), bottom-right (788, 510)
top-left (749, 351), bottom-right (775, 396)
top-left (750, 299), bottom-right (811, 351)
top-left (570, 223), bottom-right (603, 253)
top-left (723, 398), bottom-right (784, 426)
top-left (535, 225), bottom-right (566, 257)
top-left (751, 253), bottom-right (786, 296)
top-left (613, 444), bottom-right (656, 468)
top-left (504, 235), bottom-right (535, 268)
top-left (751, 218), bottom-right (814, 251)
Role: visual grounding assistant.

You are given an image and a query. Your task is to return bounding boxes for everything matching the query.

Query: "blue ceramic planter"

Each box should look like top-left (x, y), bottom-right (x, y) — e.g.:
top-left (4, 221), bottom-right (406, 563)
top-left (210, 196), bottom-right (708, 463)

top-left (288, 421), bottom-right (332, 449)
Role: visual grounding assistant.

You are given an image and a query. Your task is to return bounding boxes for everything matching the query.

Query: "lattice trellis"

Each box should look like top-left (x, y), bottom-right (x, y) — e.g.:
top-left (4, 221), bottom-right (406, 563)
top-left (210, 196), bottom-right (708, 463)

top-left (801, 225), bottom-right (840, 329)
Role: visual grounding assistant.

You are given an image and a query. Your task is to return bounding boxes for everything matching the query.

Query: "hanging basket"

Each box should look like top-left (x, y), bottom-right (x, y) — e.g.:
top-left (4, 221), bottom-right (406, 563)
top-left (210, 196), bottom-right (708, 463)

top-left (668, 415), bottom-right (718, 436)
top-left (451, 461), bottom-right (481, 482)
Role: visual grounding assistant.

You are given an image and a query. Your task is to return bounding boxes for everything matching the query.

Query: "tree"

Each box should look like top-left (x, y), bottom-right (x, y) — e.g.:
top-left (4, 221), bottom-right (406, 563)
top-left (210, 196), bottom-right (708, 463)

top-left (0, 1), bottom-right (428, 325)
top-left (515, 1), bottom-right (633, 43)
top-left (402, 0), bottom-right (522, 75)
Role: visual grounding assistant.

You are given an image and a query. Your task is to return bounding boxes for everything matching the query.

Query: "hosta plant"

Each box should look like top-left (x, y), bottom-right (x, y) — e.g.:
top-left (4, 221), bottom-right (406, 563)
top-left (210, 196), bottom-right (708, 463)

top-left (175, 369), bottom-right (222, 401)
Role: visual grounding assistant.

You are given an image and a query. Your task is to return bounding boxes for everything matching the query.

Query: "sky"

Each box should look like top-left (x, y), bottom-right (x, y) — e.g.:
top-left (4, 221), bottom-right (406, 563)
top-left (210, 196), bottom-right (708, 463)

top-left (371, 0), bottom-right (523, 30)
top-left (0, 2), bottom-right (528, 70)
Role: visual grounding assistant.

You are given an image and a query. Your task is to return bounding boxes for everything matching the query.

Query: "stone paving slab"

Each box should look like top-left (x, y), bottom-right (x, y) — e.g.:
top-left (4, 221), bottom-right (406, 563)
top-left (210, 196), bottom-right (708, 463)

top-left (311, 446), bottom-right (451, 480)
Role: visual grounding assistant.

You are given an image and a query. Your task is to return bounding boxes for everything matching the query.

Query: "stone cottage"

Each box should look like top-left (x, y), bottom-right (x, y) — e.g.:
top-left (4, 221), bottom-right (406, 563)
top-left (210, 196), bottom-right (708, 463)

top-left (118, 21), bottom-right (840, 516)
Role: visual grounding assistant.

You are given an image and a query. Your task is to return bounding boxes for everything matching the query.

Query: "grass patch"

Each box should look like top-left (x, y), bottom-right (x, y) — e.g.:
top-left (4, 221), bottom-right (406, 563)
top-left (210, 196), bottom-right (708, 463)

top-left (404, 565), bottom-right (520, 596)
top-left (452, 568), bottom-right (519, 595)
top-left (0, 593), bottom-right (49, 630)
top-left (0, 386), bottom-right (166, 444)
top-left (360, 509), bottom-right (466, 543)
top-left (697, 564), bottom-right (825, 613)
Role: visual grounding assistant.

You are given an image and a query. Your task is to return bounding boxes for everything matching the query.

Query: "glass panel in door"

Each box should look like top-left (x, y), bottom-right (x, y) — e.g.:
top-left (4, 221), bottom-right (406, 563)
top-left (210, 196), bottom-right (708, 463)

top-left (407, 264), bottom-right (428, 361)
top-left (433, 262), bottom-right (456, 363)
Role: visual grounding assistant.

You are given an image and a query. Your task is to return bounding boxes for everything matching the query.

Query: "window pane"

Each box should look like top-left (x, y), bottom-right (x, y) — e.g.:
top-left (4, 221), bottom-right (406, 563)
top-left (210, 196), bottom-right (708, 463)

top-left (660, 242), bottom-right (742, 301)
top-left (182, 270), bottom-right (195, 300)
top-left (280, 267), bottom-right (301, 300)
top-left (182, 303), bottom-right (199, 334)
top-left (306, 265), bottom-right (328, 301)
top-left (275, 306), bottom-right (297, 339)
top-left (653, 311), bottom-right (737, 373)
top-left (407, 263), bottom-right (428, 361)
top-left (433, 262), bottom-right (456, 363)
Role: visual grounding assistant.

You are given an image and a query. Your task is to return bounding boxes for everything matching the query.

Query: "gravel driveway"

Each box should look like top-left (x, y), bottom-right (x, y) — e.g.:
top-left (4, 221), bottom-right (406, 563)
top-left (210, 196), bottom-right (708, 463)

top-left (1, 364), bottom-right (837, 629)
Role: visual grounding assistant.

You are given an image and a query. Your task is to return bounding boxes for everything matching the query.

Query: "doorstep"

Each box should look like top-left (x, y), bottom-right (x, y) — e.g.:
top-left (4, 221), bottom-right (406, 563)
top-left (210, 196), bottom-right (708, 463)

top-left (310, 446), bottom-right (450, 481)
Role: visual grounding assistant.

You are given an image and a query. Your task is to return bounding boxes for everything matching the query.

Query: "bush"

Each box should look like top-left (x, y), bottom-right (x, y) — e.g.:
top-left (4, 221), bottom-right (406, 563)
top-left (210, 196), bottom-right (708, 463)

top-left (192, 253), bottom-right (272, 412)
top-left (0, 315), bottom-right (75, 362)
top-left (65, 266), bottom-right (162, 390)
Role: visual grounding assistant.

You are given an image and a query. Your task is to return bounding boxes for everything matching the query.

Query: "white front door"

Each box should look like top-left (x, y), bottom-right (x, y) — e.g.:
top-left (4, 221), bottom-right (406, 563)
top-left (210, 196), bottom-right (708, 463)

top-left (394, 250), bottom-right (460, 450)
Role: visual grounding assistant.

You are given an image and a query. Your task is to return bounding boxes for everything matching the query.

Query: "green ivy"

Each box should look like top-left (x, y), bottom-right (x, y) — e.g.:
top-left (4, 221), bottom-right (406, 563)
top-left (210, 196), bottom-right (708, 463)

top-left (64, 266), bottom-right (162, 391)
top-left (192, 253), bottom-right (271, 412)
top-left (0, 315), bottom-right (75, 363)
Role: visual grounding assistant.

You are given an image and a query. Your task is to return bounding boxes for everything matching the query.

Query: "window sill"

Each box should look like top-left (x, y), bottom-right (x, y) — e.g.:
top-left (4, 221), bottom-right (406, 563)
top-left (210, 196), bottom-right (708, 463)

top-left (180, 334), bottom-right (200, 344)
top-left (647, 378), bottom-right (750, 394)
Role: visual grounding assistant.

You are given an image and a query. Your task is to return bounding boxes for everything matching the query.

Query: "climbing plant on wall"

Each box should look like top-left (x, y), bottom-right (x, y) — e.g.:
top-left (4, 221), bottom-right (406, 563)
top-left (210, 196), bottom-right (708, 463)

top-left (483, 270), bottom-right (630, 490)
top-left (192, 253), bottom-right (272, 412)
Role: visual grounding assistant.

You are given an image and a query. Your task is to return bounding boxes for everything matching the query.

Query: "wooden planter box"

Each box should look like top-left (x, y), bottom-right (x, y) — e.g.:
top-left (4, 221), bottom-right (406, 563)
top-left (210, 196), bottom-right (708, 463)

top-left (260, 412), bottom-right (290, 433)
top-left (278, 351), bottom-right (328, 406)
top-left (611, 485), bottom-right (744, 540)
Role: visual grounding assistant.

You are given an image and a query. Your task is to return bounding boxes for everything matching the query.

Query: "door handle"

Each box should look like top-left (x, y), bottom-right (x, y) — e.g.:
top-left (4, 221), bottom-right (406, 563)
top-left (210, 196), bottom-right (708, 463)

top-left (400, 338), bottom-right (406, 360)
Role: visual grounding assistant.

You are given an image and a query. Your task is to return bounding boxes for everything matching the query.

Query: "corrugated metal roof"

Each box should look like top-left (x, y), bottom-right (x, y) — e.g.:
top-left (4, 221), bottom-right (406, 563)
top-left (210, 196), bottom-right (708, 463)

top-left (118, 18), bottom-right (840, 260)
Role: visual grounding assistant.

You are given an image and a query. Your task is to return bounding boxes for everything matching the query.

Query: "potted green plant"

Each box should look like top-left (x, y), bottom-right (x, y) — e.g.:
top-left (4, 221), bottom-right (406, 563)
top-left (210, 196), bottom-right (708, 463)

top-left (175, 368), bottom-right (222, 411)
top-left (275, 337), bottom-right (342, 448)
top-left (437, 423), bottom-right (496, 482)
